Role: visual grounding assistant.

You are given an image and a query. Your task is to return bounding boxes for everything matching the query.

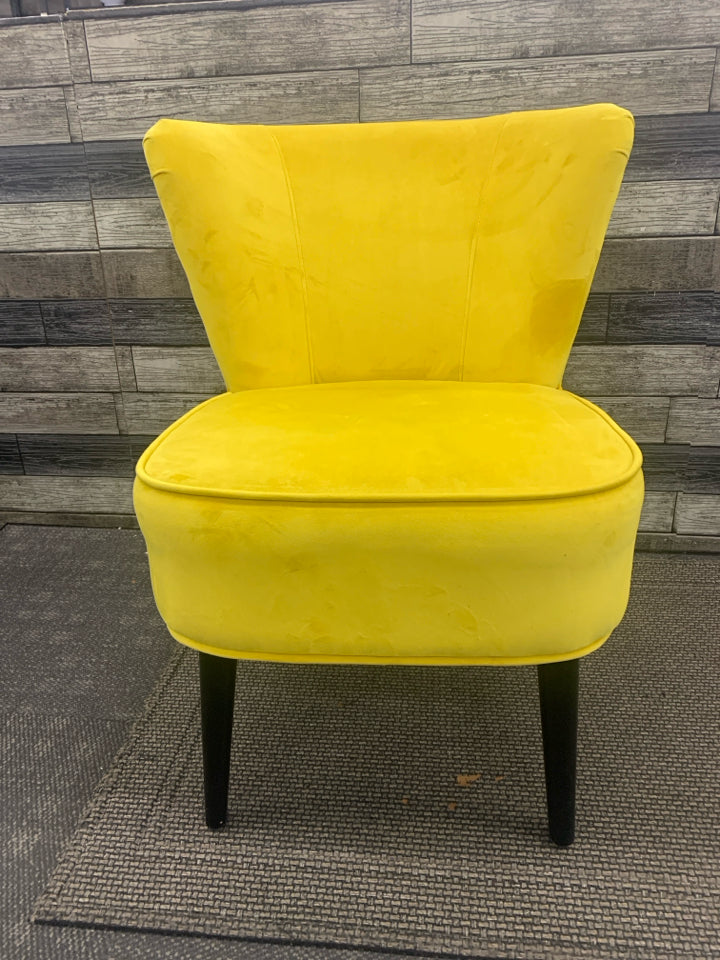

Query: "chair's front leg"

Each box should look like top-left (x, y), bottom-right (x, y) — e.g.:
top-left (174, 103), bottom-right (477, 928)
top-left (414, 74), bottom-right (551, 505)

top-left (199, 651), bottom-right (237, 829)
top-left (537, 658), bottom-right (579, 847)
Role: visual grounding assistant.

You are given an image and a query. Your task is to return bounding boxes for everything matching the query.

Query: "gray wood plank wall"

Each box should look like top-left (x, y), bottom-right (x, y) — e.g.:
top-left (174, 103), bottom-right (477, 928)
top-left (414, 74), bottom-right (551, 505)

top-left (0, 2), bottom-right (718, 539)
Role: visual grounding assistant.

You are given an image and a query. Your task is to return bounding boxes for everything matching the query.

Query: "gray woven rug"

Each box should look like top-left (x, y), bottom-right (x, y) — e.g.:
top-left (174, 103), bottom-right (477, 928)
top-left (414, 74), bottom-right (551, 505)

top-left (33, 556), bottom-right (720, 959)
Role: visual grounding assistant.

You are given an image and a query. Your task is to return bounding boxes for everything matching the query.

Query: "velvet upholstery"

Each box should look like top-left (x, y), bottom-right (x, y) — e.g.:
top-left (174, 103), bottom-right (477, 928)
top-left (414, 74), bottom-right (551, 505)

top-left (135, 103), bottom-right (644, 665)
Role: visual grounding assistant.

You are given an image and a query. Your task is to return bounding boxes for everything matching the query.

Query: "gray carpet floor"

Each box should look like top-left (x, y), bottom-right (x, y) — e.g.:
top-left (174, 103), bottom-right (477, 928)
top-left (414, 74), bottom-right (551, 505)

top-left (2, 524), bottom-right (719, 959)
top-left (0, 524), bottom-right (434, 960)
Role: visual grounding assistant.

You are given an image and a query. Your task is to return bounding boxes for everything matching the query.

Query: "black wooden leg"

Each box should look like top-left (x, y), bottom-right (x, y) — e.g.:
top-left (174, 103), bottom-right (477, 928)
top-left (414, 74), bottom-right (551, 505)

top-left (199, 652), bottom-right (237, 829)
top-left (537, 658), bottom-right (579, 847)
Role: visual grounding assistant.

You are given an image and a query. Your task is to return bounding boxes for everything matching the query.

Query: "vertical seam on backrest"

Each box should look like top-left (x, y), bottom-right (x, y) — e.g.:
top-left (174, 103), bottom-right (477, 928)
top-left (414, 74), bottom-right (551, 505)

top-left (459, 116), bottom-right (508, 382)
top-left (270, 132), bottom-right (316, 384)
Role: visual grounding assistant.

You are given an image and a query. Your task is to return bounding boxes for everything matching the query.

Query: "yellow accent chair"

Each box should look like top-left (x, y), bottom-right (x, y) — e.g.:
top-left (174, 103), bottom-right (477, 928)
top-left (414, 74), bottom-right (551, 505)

top-left (136, 104), bottom-right (644, 846)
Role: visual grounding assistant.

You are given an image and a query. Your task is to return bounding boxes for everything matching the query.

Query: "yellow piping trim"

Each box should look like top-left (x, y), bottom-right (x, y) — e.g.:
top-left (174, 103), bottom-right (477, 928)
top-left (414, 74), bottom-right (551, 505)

top-left (167, 625), bottom-right (610, 665)
top-left (135, 384), bottom-right (643, 504)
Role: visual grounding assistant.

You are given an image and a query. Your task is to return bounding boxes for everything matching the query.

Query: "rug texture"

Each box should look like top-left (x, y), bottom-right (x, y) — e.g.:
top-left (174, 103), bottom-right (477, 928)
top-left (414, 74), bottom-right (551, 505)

top-left (33, 555), bottom-right (720, 959)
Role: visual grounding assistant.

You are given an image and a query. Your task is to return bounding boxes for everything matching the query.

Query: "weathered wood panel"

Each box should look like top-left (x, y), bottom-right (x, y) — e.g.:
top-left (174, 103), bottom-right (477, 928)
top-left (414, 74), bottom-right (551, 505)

top-left (0, 393), bottom-right (119, 434)
top-left (42, 300), bottom-right (112, 345)
top-left (0, 252), bottom-right (103, 299)
top-left (85, 140), bottom-right (154, 199)
top-left (359, 49), bottom-right (716, 122)
top-left (118, 392), bottom-right (212, 434)
top-left (17, 434), bottom-right (135, 476)
top-left (607, 293), bottom-right (718, 345)
top-left (89, 186), bottom-right (720, 248)
top-left (0, 301), bottom-right (45, 346)
top-left (101, 249), bottom-right (190, 298)
top-left (686, 448), bottom-right (720, 495)
top-left (564, 345), bottom-right (716, 396)
top-left (627, 115), bottom-right (720, 182)
top-left (0, 475), bottom-right (133, 512)
top-left (131, 347), bottom-right (225, 393)
top-left (84, 0), bottom-right (409, 82)
top-left (576, 295), bottom-right (608, 345)
top-left (94, 198), bottom-right (170, 248)
top-left (0, 22), bottom-right (71, 88)
top-left (667, 399), bottom-right (720, 445)
top-left (638, 491), bottom-right (676, 532)
top-left (0, 202), bottom-right (97, 252)
top-left (639, 444), bottom-right (689, 492)
top-left (0, 434), bottom-right (23, 475)
top-left (608, 181), bottom-right (720, 238)
top-left (0, 347), bottom-right (120, 392)
top-left (587, 397), bottom-right (670, 444)
top-left (412, 0), bottom-right (720, 64)
top-left (674, 494), bottom-right (720, 536)
top-left (100, 186), bottom-right (719, 249)
top-left (0, 143), bottom-right (90, 203)
top-left (110, 299), bottom-right (207, 346)
top-left (75, 70), bottom-right (359, 142)
top-left (0, 87), bottom-right (70, 147)
top-left (593, 238), bottom-right (719, 292)
top-left (41, 298), bottom-right (208, 346)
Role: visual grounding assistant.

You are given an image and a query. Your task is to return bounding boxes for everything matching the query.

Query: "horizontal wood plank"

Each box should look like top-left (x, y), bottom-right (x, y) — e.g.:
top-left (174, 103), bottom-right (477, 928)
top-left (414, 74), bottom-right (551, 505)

top-left (0, 87), bottom-right (70, 148)
top-left (110, 299), bottom-right (207, 346)
top-left (41, 300), bottom-right (112, 345)
top-left (0, 301), bottom-right (45, 346)
top-left (84, 0), bottom-right (409, 82)
top-left (564, 345), bottom-right (717, 396)
top-left (607, 293), bottom-right (718, 344)
top-left (576, 295), bottom-right (608, 344)
top-left (674, 494), bottom-right (720, 535)
top-left (686, 448), bottom-right (720, 495)
top-left (412, 0), bottom-right (720, 64)
top-left (94, 198), bottom-right (170, 248)
top-left (131, 346), bottom-right (225, 393)
top-left (0, 22), bottom-right (71, 88)
top-left (89, 183), bottom-right (720, 248)
top-left (40, 298), bottom-right (208, 346)
top-left (638, 443), bottom-right (689, 492)
top-left (0, 475), bottom-right (133, 512)
top-left (0, 434), bottom-right (22, 475)
top-left (75, 70), bottom-right (359, 142)
top-left (0, 201), bottom-right (97, 252)
top-left (586, 396), bottom-right (670, 443)
top-left (667, 399), bottom-right (720, 445)
top-left (0, 252), bottom-right (104, 299)
top-left (0, 347), bottom-right (120, 392)
top-left (360, 49), bottom-right (716, 122)
top-left (638, 491), bottom-right (676, 532)
top-left (0, 393), bottom-right (119, 434)
top-left (608, 181), bottom-right (720, 238)
top-left (85, 139), bottom-right (154, 199)
top-left (626, 115), bottom-right (720, 182)
top-left (101, 249), bottom-right (190, 298)
top-left (17, 434), bottom-right (135, 476)
top-left (593, 238), bottom-right (719, 292)
top-left (0, 143), bottom-right (90, 203)
top-left (118, 392), bottom-right (213, 434)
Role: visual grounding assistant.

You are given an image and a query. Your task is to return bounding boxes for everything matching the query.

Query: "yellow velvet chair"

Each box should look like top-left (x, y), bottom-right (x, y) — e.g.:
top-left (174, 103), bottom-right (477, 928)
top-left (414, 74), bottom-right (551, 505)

top-left (136, 103), bottom-right (644, 846)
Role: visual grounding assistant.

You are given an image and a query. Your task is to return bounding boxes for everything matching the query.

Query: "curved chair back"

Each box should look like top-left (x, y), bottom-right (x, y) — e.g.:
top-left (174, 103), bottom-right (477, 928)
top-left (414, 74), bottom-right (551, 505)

top-left (143, 104), bottom-right (633, 392)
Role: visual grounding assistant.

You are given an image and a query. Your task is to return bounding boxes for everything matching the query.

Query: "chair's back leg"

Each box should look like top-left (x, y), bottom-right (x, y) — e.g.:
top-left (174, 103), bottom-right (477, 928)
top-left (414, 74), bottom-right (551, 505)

top-left (199, 651), bottom-right (238, 828)
top-left (537, 658), bottom-right (579, 846)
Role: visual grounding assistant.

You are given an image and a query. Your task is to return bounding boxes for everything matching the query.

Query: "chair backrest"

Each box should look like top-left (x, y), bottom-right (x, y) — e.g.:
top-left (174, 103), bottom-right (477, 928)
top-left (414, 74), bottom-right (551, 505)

top-left (143, 104), bottom-right (633, 392)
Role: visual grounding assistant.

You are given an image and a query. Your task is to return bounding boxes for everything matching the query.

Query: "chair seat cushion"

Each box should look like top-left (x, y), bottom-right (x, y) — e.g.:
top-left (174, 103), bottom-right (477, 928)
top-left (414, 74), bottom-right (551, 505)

top-left (134, 381), bottom-right (644, 665)
top-left (137, 381), bottom-right (639, 502)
